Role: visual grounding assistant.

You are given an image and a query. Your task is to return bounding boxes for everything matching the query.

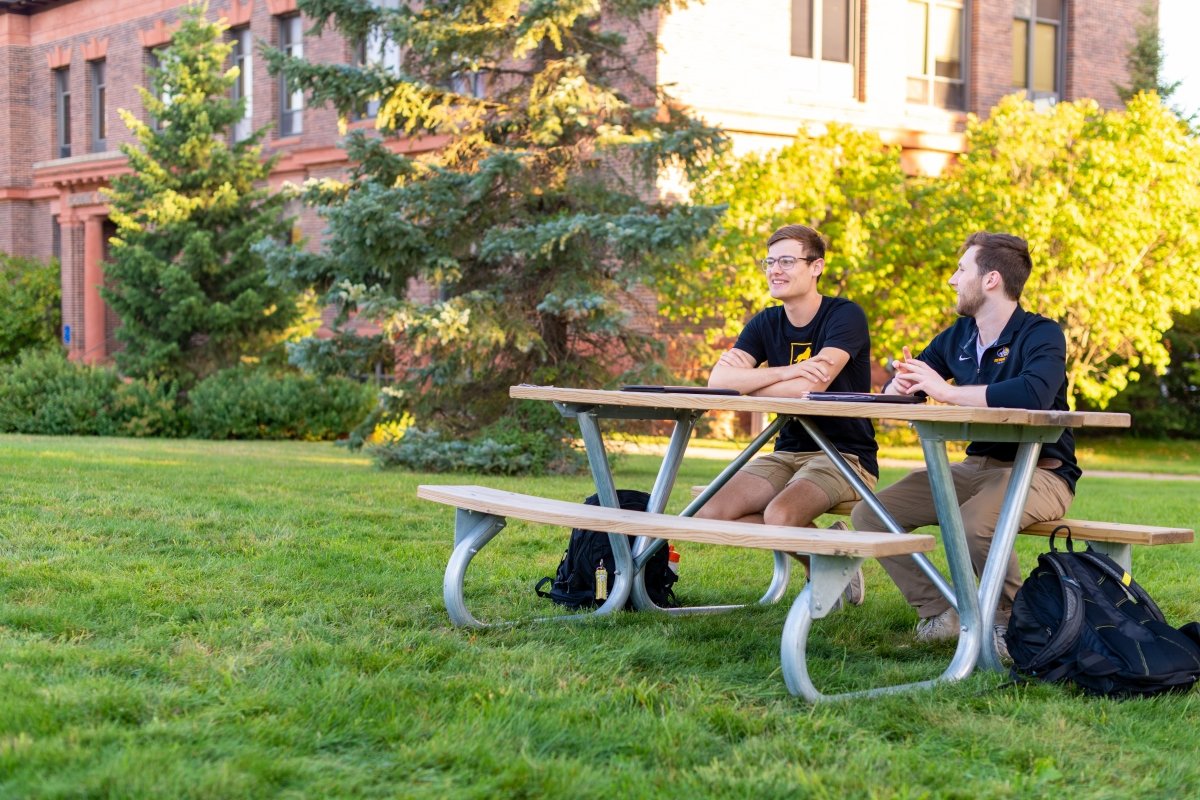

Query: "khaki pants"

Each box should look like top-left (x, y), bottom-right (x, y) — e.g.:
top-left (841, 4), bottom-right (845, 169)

top-left (850, 455), bottom-right (1074, 625)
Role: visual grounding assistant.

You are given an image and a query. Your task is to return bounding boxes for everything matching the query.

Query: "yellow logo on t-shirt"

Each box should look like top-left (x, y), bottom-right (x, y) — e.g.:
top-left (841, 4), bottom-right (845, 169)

top-left (791, 343), bottom-right (813, 364)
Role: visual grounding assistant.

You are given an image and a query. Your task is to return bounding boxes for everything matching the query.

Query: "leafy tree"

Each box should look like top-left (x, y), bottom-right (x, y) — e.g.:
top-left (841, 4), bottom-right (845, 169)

top-left (264, 0), bottom-right (726, 435)
top-left (655, 124), bottom-right (955, 370)
top-left (939, 94), bottom-right (1200, 407)
top-left (1103, 308), bottom-right (1200, 437)
top-left (102, 1), bottom-right (299, 387)
top-left (0, 253), bottom-right (60, 359)
top-left (1116, 3), bottom-right (1180, 105)
top-left (667, 96), bottom-right (1200, 409)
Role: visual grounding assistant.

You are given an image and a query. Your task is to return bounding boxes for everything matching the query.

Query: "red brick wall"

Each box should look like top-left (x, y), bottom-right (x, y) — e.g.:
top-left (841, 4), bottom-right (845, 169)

top-left (972, 0), bottom-right (1018, 115)
top-left (1066, 0), bottom-right (1146, 108)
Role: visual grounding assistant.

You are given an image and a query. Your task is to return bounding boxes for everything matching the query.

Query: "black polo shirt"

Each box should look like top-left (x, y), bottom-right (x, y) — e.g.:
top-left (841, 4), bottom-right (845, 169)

top-left (912, 306), bottom-right (1081, 493)
top-left (734, 297), bottom-right (878, 477)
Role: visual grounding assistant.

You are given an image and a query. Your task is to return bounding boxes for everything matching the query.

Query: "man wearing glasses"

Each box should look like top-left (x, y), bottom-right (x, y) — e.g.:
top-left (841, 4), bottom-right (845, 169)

top-left (851, 232), bottom-right (1077, 659)
top-left (699, 224), bottom-right (878, 610)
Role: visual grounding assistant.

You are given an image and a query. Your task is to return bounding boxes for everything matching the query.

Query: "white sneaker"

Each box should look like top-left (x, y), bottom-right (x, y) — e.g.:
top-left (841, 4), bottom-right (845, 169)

top-left (915, 608), bottom-right (960, 642)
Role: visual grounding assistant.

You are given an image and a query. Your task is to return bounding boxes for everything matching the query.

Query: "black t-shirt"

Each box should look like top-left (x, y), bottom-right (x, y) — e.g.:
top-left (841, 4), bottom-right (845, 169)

top-left (734, 297), bottom-right (878, 477)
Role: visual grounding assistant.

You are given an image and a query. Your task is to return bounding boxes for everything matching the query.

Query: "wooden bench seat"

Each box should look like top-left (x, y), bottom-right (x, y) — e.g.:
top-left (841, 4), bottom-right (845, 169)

top-left (689, 487), bottom-right (1193, 569)
top-left (419, 483), bottom-right (938, 703)
top-left (420, 484), bottom-right (933, 559)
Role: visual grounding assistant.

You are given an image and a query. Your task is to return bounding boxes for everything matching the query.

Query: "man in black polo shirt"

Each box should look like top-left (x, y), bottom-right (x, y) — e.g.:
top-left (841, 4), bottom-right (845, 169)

top-left (699, 224), bottom-right (879, 609)
top-left (851, 232), bottom-right (1077, 656)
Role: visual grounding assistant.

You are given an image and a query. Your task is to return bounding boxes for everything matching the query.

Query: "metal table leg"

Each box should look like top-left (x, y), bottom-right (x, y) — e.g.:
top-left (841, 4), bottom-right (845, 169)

top-left (915, 433), bottom-right (983, 682)
top-left (974, 441), bottom-right (1042, 671)
top-left (796, 417), bottom-right (957, 608)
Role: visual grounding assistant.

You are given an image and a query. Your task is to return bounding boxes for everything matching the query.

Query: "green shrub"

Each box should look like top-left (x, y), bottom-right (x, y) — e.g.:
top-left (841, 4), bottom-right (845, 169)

top-left (368, 402), bottom-right (584, 476)
top-left (0, 254), bottom-right (60, 361)
top-left (187, 366), bottom-right (378, 440)
top-left (0, 349), bottom-right (181, 436)
top-left (369, 428), bottom-right (535, 474)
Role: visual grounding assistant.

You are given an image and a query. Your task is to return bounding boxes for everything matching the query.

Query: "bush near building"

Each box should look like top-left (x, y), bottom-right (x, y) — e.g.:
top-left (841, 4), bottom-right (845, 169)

top-left (0, 351), bottom-right (375, 442)
top-left (0, 254), bottom-right (60, 362)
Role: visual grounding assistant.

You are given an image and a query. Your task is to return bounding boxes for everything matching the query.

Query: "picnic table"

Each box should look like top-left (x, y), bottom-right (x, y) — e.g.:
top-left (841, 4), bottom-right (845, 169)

top-left (421, 385), bottom-right (1134, 701)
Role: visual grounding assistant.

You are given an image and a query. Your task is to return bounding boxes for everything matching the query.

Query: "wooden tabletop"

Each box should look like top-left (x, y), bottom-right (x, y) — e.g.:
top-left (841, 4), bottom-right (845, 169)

top-left (510, 385), bottom-right (1130, 429)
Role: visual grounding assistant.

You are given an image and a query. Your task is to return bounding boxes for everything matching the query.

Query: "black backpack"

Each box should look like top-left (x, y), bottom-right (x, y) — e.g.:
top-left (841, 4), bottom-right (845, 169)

top-left (1006, 527), bottom-right (1200, 697)
top-left (535, 489), bottom-right (679, 610)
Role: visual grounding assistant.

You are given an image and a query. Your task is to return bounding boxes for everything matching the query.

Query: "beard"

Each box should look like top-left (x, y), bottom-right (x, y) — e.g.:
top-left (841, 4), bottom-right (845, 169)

top-left (956, 285), bottom-right (984, 316)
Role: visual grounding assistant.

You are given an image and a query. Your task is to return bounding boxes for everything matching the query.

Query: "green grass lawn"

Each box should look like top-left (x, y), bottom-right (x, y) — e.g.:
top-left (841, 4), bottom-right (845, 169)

top-left (2, 434), bottom-right (1199, 798)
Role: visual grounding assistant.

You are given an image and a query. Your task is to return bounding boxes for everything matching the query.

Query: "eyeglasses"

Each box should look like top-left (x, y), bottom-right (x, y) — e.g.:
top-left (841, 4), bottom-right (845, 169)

top-left (758, 255), bottom-right (818, 272)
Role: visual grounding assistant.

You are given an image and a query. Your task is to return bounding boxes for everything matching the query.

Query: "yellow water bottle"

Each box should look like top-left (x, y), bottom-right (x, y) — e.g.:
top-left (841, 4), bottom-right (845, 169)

top-left (595, 559), bottom-right (608, 602)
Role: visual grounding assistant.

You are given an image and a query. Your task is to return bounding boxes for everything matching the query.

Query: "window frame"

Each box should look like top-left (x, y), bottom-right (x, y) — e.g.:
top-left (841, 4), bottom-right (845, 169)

top-left (790, 0), bottom-right (855, 65)
top-left (54, 67), bottom-right (71, 159)
top-left (353, 1), bottom-right (403, 120)
top-left (230, 26), bottom-right (254, 140)
top-left (146, 48), bottom-right (176, 130)
top-left (278, 14), bottom-right (304, 137)
top-left (906, 0), bottom-right (969, 111)
top-left (1012, 0), bottom-right (1064, 103)
top-left (90, 59), bottom-right (107, 152)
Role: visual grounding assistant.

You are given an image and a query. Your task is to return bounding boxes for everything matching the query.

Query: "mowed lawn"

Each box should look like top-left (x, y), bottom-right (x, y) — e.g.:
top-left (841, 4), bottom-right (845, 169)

top-left (1, 434), bottom-right (1199, 799)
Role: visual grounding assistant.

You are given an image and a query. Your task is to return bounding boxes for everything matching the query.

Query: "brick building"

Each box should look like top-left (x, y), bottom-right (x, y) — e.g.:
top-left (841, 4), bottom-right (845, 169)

top-left (657, 0), bottom-right (1149, 172)
top-left (0, 0), bottom-right (1152, 364)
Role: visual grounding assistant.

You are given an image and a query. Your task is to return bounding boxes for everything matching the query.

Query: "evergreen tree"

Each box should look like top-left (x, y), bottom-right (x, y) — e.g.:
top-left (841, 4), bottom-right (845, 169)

top-left (265, 0), bottom-right (726, 435)
top-left (103, 2), bottom-right (299, 386)
top-left (1116, 3), bottom-right (1181, 104)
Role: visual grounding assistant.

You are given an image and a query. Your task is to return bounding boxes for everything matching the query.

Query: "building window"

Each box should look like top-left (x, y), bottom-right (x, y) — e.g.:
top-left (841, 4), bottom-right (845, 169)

top-left (906, 0), bottom-right (966, 110)
top-left (147, 49), bottom-right (175, 129)
top-left (791, 0), bottom-right (852, 63)
top-left (1013, 0), bottom-right (1062, 103)
top-left (354, 0), bottom-right (402, 119)
top-left (91, 60), bottom-right (107, 151)
top-left (231, 26), bottom-right (253, 140)
top-left (278, 15), bottom-right (304, 136)
top-left (54, 67), bottom-right (71, 158)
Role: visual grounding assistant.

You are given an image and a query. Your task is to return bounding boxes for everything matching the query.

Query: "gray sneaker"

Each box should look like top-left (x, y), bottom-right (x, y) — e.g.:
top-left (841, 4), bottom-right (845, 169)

top-left (993, 625), bottom-right (1011, 663)
top-left (915, 608), bottom-right (960, 642)
top-left (826, 521), bottom-right (865, 611)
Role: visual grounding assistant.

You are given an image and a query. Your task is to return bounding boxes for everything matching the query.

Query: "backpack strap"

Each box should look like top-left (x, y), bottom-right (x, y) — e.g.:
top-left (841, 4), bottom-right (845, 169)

top-left (1076, 550), bottom-right (1168, 624)
top-left (1048, 524), bottom-right (1074, 553)
top-left (535, 576), bottom-right (554, 599)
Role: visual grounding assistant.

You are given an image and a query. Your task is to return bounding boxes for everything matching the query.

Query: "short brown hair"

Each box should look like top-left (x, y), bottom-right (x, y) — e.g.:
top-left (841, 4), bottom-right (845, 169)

top-left (767, 224), bottom-right (826, 260)
top-left (962, 231), bottom-right (1032, 300)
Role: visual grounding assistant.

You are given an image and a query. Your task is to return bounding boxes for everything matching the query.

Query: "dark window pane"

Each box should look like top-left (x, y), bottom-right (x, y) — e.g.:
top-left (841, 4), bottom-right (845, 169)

top-left (92, 60), bottom-right (106, 148)
top-left (55, 68), bottom-right (71, 158)
top-left (822, 0), bottom-right (850, 63)
top-left (1037, 0), bottom-right (1062, 22)
top-left (791, 0), bottom-right (813, 58)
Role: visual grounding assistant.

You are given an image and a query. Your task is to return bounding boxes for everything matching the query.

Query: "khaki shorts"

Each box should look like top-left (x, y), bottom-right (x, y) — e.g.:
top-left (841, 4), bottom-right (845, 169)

top-left (741, 451), bottom-right (878, 507)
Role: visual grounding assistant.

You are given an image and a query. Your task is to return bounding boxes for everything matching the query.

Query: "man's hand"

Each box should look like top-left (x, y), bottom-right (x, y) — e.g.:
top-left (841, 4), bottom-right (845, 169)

top-left (716, 349), bottom-right (757, 369)
top-left (890, 345), bottom-right (987, 406)
top-left (791, 354), bottom-right (832, 385)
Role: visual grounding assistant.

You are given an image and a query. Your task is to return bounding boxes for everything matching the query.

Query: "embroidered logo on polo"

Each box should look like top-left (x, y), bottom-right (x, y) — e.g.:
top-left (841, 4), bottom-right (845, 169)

top-left (791, 343), bottom-right (813, 364)
top-left (993, 346), bottom-right (1010, 364)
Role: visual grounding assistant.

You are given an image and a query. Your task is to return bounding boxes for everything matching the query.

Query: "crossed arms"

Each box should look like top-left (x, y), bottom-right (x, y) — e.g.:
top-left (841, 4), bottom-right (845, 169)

top-left (709, 346), bottom-right (851, 397)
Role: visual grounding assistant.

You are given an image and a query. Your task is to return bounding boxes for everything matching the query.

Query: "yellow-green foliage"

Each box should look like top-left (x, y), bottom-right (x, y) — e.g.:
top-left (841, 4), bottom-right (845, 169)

top-left (668, 95), bottom-right (1200, 408)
